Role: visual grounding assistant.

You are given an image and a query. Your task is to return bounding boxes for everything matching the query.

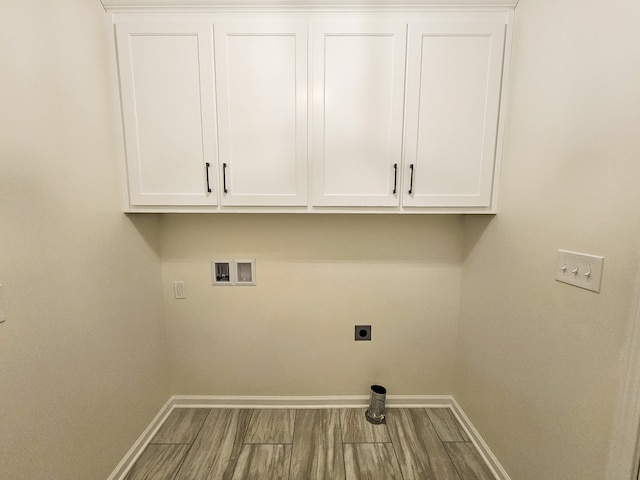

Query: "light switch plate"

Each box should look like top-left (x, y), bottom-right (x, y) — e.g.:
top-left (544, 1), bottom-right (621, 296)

top-left (555, 250), bottom-right (604, 293)
top-left (173, 281), bottom-right (186, 299)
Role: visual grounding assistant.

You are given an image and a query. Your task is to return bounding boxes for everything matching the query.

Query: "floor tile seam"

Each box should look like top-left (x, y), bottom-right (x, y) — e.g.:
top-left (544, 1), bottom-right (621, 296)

top-left (342, 408), bottom-right (383, 445)
top-left (167, 407), bottom-right (213, 480)
top-left (343, 441), bottom-right (405, 480)
top-left (337, 408), bottom-right (348, 480)
top-left (430, 411), bottom-right (467, 480)
top-left (423, 408), bottom-right (466, 480)
top-left (233, 409), bottom-right (258, 479)
top-left (148, 442), bottom-right (194, 445)
top-left (337, 407), bottom-right (345, 453)
top-left (386, 409), bottom-right (407, 480)
top-left (285, 409), bottom-right (297, 480)
top-left (174, 407), bottom-right (237, 480)
top-left (342, 441), bottom-right (394, 445)
top-left (444, 442), bottom-right (497, 480)
top-left (402, 408), bottom-right (471, 480)
top-left (425, 407), bottom-right (452, 444)
top-left (429, 408), bottom-right (470, 443)
top-left (425, 407), bottom-right (475, 479)
top-left (454, 415), bottom-right (471, 443)
top-left (442, 442), bottom-right (466, 480)
top-left (243, 409), bottom-right (297, 446)
top-left (167, 442), bottom-right (195, 480)
top-left (241, 408), bottom-right (259, 445)
top-left (243, 441), bottom-right (294, 445)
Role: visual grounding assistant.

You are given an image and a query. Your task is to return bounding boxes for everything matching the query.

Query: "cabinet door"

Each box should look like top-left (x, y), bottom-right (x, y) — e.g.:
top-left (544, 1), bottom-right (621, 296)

top-left (214, 22), bottom-right (307, 206)
top-left (402, 21), bottom-right (506, 208)
top-left (312, 22), bottom-right (407, 207)
top-left (115, 22), bottom-right (217, 206)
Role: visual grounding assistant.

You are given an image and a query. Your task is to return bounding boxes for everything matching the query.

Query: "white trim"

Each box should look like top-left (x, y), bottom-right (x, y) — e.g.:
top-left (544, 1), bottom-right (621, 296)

top-left (450, 397), bottom-right (512, 480)
top-left (106, 397), bottom-right (174, 480)
top-left (173, 394), bottom-right (370, 408)
top-left (386, 394), bottom-right (453, 408)
top-left (107, 394), bottom-right (510, 480)
top-left (122, 205), bottom-right (499, 214)
top-left (606, 257), bottom-right (640, 480)
top-left (102, 0), bottom-right (519, 11)
top-left (487, 8), bottom-right (514, 214)
top-left (171, 393), bottom-right (454, 408)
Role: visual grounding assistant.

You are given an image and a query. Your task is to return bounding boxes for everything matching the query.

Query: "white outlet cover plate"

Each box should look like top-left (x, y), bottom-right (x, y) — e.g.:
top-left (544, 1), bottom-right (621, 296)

top-left (555, 250), bottom-right (604, 293)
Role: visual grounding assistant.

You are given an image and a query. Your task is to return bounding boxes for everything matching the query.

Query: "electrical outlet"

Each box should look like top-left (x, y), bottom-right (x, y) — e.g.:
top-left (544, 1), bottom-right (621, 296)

top-left (355, 325), bottom-right (371, 341)
top-left (555, 250), bottom-right (604, 293)
top-left (173, 281), bottom-right (186, 299)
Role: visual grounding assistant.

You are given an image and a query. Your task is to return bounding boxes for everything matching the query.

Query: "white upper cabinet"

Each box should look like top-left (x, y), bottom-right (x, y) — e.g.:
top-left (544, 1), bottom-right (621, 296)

top-left (311, 22), bottom-right (407, 207)
top-left (214, 22), bottom-right (308, 206)
top-left (108, 6), bottom-right (514, 213)
top-left (402, 21), bottom-right (506, 208)
top-left (115, 21), bottom-right (218, 206)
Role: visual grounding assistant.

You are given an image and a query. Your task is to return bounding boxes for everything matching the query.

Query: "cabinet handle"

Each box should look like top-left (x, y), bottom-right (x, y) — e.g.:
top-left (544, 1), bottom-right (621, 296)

top-left (408, 164), bottom-right (414, 195)
top-left (393, 163), bottom-right (398, 194)
top-left (205, 162), bottom-right (212, 193)
top-left (223, 163), bottom-right (228, 194)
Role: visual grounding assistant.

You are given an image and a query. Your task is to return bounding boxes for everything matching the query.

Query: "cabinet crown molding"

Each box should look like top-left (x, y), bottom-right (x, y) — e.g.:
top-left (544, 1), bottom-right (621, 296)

top-left (101, 0), bottom-right (518, 11)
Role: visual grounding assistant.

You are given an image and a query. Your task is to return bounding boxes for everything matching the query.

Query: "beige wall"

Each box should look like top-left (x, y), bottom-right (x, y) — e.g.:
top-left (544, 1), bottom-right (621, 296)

top-left (455, 1), bottom-right (640, 479)
top-left (161, 214), bottom-right (463, 395)
top-left (4, 0), bottom-right (639, 479)
top-left (0, 1), bottom-right (169, 479)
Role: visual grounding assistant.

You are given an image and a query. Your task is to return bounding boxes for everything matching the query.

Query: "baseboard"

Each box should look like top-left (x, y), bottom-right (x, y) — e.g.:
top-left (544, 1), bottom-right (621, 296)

top-left (106, 397), bottom-right (174, 480)
top-left (107, 394), bottom-right (510, 480)
top-left (171, 394), bottom-right (453, 409)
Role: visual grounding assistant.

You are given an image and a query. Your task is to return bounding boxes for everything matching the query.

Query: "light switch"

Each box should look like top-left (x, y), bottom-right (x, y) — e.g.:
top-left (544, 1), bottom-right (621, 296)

top-left (173, 281), bottom-right (186, 299)
top-left (555, 250), bottom-right (604, 293)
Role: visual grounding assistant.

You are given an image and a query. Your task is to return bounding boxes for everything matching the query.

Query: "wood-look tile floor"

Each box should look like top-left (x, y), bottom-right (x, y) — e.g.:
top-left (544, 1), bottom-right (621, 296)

top-left (124, 407), bottom-right (495, 480)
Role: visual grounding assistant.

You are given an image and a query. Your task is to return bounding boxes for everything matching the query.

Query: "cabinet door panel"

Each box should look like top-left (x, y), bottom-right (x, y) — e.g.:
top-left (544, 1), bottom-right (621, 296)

top-left (312, 22), bottom-right (406, 207)
top-left (403, 21), bottom-right (505, 207)
top-left (215, 22), bottom-right (307, 206)
top-left (116, 22), bottom-right (217, 206)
